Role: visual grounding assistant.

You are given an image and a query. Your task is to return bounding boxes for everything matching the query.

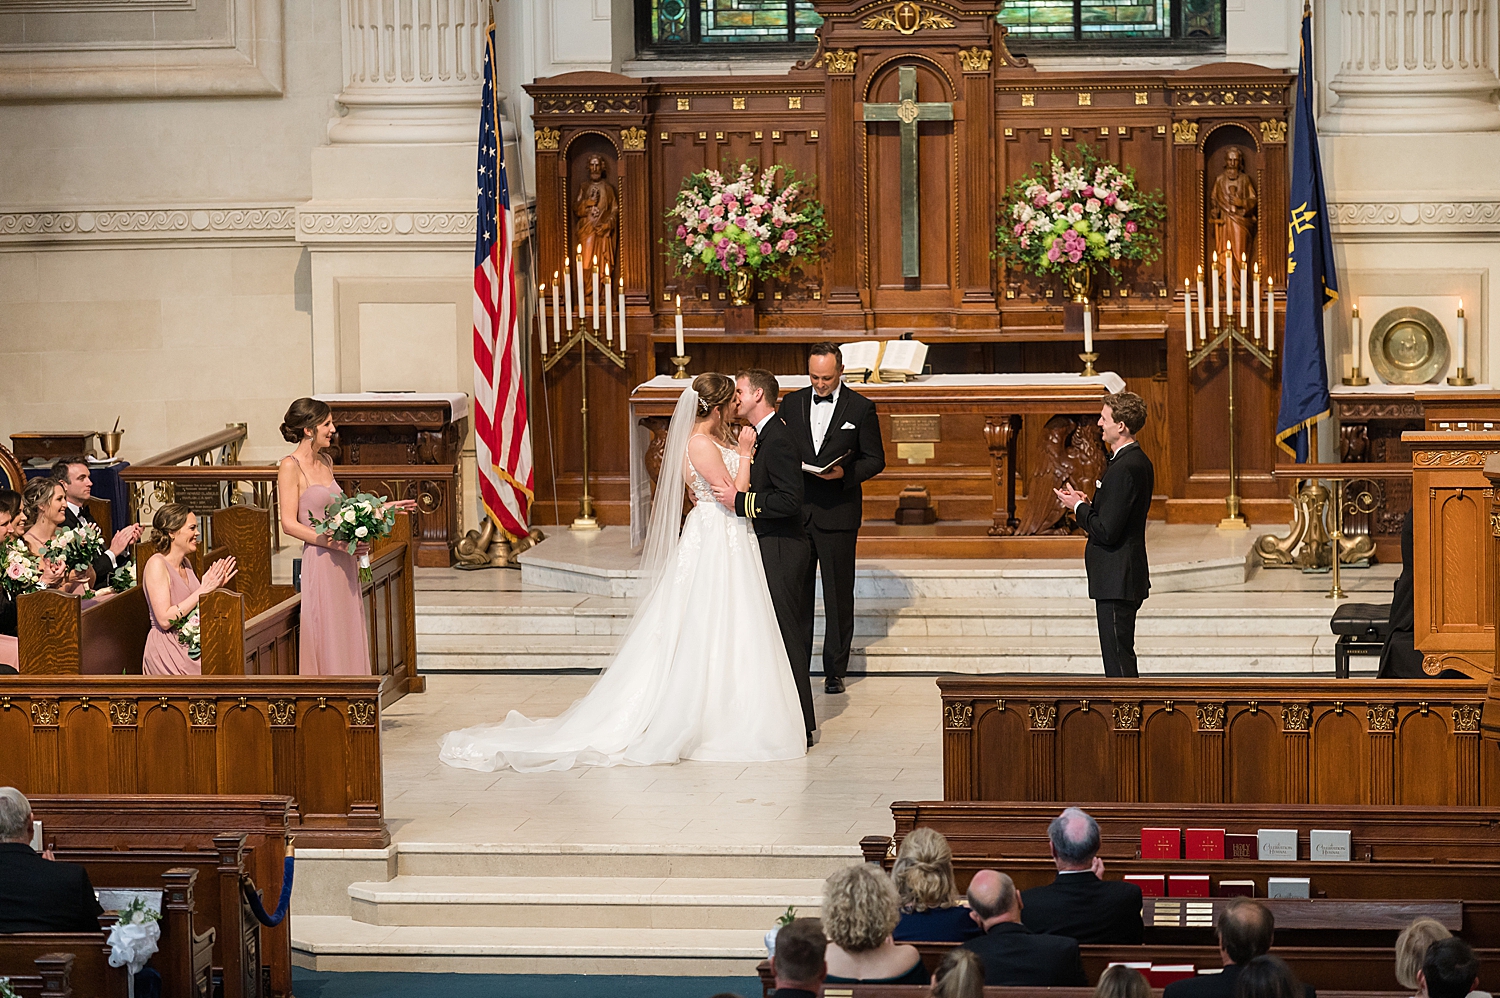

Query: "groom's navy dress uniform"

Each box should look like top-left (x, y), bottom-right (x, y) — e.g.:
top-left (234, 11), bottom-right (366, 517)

top-left (778, 382), bottom-right (884, 686)
top-left (736, 413), bottom-right (816, 735)
top-left (1072, 440), bottom-right (1153, 678)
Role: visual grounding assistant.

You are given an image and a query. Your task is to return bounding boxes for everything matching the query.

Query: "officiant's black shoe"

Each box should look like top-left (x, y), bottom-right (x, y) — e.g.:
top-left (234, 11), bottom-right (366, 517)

top-left (806, 733), bottom-right (815, 748)
top-left (824, 677), bottom-right (845, 694)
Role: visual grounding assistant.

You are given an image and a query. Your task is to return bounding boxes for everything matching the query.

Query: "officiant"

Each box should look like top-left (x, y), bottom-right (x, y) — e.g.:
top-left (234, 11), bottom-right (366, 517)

top-left (779, 342), bottom-right (886, 694)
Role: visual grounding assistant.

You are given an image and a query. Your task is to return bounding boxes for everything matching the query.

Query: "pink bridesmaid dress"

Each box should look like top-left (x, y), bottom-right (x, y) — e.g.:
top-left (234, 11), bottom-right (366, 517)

top-left (298, 482), bottom-right (371, 675)
top-left (143, 555), bottom-right (202, 676)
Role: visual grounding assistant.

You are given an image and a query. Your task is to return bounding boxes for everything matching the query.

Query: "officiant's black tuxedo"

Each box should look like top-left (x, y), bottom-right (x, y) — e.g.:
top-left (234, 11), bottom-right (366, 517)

top-left (62, 503), bottom-right (116, 587)
top-left (779, 385), bottom-right (884, 682)
top-left (1073, 440), bottom-right (1153, 678)
top-left (735, 415), bottom-right (816, 734)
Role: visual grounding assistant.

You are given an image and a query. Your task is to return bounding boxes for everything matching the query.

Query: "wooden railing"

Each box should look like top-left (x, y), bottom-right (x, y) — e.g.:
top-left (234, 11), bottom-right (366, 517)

top-left (136, 425), bottom-right (248, 469)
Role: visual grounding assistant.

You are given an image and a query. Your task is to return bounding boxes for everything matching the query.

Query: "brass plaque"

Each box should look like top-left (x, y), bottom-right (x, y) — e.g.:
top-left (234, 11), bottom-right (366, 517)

top-left (889, 414), bottom-right (941, 442)
top-left (897, 442), bottom-right (935, 464)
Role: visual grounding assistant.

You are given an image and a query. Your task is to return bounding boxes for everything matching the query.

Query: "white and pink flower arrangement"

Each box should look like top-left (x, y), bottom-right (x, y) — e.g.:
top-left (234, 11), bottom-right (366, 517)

top-left (995, 145), bottom-right (1164, 290)
top-left (1, 540), bottom-right (43, 598)
top-left (666, 161), bottom-right (830, 284)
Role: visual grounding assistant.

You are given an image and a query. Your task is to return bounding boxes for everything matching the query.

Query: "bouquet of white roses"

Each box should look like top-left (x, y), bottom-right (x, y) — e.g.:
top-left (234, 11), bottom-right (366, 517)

top-left (42, 521), bottom-right (105, 575)
top-left (310, 492), bottom-right (396, 583)
top-left (109, 561), bottom-right (137, 593)
top-left (1, 540), bottom-right (43, 598)
top-left (170, 608), bottom-right (201, 660)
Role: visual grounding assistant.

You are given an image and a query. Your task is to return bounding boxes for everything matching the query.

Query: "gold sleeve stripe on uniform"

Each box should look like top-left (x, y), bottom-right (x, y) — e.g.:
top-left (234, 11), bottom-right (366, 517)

top-left (745, 492), bottom-right (757, 518)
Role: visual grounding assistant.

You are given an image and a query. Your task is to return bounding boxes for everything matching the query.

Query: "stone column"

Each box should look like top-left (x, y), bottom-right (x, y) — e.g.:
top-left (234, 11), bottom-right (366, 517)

top-left (1325, 0), bottom-right (1500, 133)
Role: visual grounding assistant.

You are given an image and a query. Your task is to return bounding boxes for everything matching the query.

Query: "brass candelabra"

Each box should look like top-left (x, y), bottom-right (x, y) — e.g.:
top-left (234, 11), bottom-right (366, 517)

top-left (1189, 315), bottom-right (1275, 531)
top-left (542, 317), bottom-right (626, 531)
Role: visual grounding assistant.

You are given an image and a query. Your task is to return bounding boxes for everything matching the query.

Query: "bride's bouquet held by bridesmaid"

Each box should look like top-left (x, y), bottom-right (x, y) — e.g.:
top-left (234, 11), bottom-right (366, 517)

top-left (308, 492), bottom-right (397, 583)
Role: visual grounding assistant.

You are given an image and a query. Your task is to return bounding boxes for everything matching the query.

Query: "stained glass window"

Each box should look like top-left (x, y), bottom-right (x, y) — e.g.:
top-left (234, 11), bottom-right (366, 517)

top-left (643, 0), bottom-right (821, 48)
top-left (998, 0), bottom-right (1223, 43)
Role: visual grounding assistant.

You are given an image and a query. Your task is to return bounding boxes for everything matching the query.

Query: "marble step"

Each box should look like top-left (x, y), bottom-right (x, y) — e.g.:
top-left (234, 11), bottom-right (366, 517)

top-left (347, 875), bottom-right (822, 928)
top-left (392, 842), bottom-right (861, 881)
top-left (291, 916), bottom-right (765, 975)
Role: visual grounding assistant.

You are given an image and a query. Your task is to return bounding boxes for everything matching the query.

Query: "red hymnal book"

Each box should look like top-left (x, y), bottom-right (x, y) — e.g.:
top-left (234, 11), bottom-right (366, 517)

top-left (1186, 828), bottom-right (1226, 860)
top-left (1146, 966), bottom-right (1198, 986)
top-left (1141, 827), bottom-right (1181, 859)
top-left (1124, 874), bottom-right (1165, 897)
top-left (1217, 880), bottom-right (1256, 898)
top-left (1225, 833), bottom-right (1258, 860)
top-left (1168, 875), bottom-right (1211, 898)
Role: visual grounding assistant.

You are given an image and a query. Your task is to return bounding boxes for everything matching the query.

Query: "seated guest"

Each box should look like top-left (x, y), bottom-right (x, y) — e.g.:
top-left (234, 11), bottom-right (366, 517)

top-left (961, 869), bottom-right (1087, 986)
top-left (0, 787), bottom-right (104, 933)
top-left (142, 504), bottom-right (236, 676)
top-left (891, 827), bottom-right (979, 942)
top-left (821, 863), bottom-right (927, 985)
top-left (1418, 938), bottom-right (1484, 998)
top-left (1163, 899), bottom-right (1315, 998)
top-left (770, 917), bottom-right (827, 998)
top-left (0, 489), bottom-right (26, 671)
top-left (930, 947), bottom-right (985, 998)
top-left (20, 479), bottom-right (90, 595)
top-left (50, 457), bottom-right (142, 587)
top-left (1021, 806), bottom-right (1143, 944)
top-left (1234, 955), bottom-right (1309, 998)
top-left (1396, 917), bottom-right (1453, 992)
top-left (1096, 964), bottom-right (1152, 998)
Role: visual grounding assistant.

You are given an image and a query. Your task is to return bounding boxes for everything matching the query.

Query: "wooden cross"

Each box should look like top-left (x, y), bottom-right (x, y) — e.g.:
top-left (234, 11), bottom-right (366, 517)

top-left (862, 65), bottom-right (953, 278)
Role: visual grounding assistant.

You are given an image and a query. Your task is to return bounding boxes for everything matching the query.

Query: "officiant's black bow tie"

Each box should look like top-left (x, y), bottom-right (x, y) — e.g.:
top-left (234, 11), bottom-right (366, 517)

top-left (813, 394), bottom-right (835, 404)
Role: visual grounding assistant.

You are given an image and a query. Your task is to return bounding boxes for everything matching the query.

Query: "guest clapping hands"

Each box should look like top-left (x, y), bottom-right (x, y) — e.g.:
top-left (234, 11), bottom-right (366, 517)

top-left (50, 457), bottom-right (143, 584)
top-left (141, 504), bottom-right (236, 676)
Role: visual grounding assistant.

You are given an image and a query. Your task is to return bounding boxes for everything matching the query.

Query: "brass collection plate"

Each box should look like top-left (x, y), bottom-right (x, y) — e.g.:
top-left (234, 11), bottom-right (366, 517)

top-left (1369, 306), bottom-right (1450, 385)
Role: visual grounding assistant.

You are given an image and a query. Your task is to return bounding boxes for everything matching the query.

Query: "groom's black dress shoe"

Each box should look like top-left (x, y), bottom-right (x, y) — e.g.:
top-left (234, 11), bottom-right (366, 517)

top-left (806, 733), bottom-right (815, 748)
top-left (823, 677), bottom-right (845, 694)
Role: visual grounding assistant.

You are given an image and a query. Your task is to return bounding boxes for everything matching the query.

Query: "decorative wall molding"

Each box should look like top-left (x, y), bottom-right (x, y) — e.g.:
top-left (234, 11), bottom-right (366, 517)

top-left (1331, 201), bottom-right (1500, 237)
top-left (0, 206), bottom-right (297, 246)
top-left (294, 202), bottom-right (533, 248)
top-left (0, 0), bottom-right (283, 101)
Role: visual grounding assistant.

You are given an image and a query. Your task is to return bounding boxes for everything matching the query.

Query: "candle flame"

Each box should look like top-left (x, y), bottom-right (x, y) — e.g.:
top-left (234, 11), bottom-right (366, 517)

top-left (1352, 304), bottom-right (1359, 317)
top-left (675, 294), bottom-right (681, 308)
top-left (593, 255), bottom-right (598, 266)
top-left (554, 269), bottom-right (559, 279)
top-left (576, 244), bottom-right (582, 254)
top-left (1197, 264), bottom-right (1204, 275)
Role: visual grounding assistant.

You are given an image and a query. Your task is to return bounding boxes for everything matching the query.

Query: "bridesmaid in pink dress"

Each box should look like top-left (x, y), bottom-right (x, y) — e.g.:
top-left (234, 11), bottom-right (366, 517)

top-left (142, 503), bottom-right (237, 675)
top-left (277, 398), bottom-right (416, 676)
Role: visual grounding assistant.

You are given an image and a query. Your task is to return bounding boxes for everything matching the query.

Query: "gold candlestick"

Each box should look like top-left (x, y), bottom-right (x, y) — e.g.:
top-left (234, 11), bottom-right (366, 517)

top-left (1342, 368), bottom-right (1370, 386)
top-left (670, 355), bottom-right (692, 379)
top-left (542, 305), bottom-right (628, 531)
top-left (1078, 352), bottom-right (1099, 378)
top-left (1448, 367), bottom-right (1477, 386)
top-left (1189, 310), bottom-right (1274, 532)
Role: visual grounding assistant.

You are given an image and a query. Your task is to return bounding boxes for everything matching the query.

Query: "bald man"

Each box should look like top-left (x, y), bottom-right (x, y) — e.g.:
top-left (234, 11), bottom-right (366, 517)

top-left (960, 870), bottom-right (1087, 986)
top-left (1021, 807), bottom-right (1143, 944)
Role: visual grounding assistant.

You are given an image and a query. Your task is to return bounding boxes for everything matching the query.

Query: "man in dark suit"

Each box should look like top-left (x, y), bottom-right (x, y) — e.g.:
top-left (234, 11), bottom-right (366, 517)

top-left (1163, 899), bottom-right (1316, 998)
top-left (0, 787), bottom-right (104, 934)
top-left (715, 369), bottom-right (816, 742)
top-left (769, 917), bottom-right (827, 998)
top-left (1021, 806), bottom-right (1143, 944)
top-left (1054, 391), bottom-right (1154, 678)
top-left (51, 457), bottom-right (142, 587)
top-left (778, 343), bottom-right (885, 694)
top-left (961, 869), bottom-right (1086, 986)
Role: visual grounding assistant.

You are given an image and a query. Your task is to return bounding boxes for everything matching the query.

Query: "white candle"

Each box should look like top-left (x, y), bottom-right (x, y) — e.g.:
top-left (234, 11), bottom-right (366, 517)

top-left (591, 256), bottom-right (600, 331)
top-left (1196, 265), bottom-right (1207, 343)
top-left (537, 284), bottom-right (548, 355)
top-left (552, 272), bottom-right (561, 343)
top-left (563, 259), bottom-right (573, 331)
top-left (602, 263), bottom-right (611, 342)
top-left (1351, 303), bottom-right (1362, 372)
top-left (674, 295), bottom-right (685, 356)
top-left (1225, 245), bottom-right (1234, 325)
top-left (1206, 249), bottom-right (1218, 327)
top-left (1083, 305), bottom-right (1093, 354)
top-left (1240, 254), bottom-right (1249, 328)
top-left (1252, 263), bottom-right (1261, 342)
top-left (1266, 279), bottom-right (1275, 355)
top-left (617, 276), bottom-right (627, 350)
top-left (1183, 279), bottom-right (1194, 354)
top-left (1458, 301), bottom-right (1467, 370)
top-left (576, 246), bottom-right (585, 319)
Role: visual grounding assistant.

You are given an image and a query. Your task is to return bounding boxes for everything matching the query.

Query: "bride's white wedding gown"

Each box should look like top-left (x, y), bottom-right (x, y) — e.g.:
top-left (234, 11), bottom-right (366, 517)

top-left (438, 438), bottom-right (807, 772)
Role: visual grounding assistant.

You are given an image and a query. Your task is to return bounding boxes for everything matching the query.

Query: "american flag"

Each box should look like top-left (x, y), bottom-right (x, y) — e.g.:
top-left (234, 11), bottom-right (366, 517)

top-left (472, 18), bottom-right (533, 539)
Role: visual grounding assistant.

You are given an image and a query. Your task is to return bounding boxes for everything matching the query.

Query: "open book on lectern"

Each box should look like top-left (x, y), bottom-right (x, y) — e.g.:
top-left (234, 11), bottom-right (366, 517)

top-left (839, 339), bottom-right (929, 382)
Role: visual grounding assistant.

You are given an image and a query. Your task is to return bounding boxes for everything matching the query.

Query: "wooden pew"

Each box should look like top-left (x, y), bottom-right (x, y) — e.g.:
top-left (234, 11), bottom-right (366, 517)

top-left (0, 940), bottom-right (122, 998)
top-left (935, 677), bottom-right (1499, 806)
top-left (0, 952), bottom-right (74, 998)
top-left (0, 678), bottom-right (387, 849)
top-left (29, 794), bottom-right (294, 998)
top-left (17, 588), bottom-right (149, 675)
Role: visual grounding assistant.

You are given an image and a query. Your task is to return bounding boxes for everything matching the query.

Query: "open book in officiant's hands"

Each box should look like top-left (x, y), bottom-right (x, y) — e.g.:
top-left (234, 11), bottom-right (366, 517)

top-left (802, 450), bottom-right (850, 475)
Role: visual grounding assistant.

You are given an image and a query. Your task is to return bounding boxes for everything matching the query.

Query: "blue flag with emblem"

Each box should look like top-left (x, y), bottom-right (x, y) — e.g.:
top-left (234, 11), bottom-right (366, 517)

top-left (1276, 4), bottom-right (1339, 461)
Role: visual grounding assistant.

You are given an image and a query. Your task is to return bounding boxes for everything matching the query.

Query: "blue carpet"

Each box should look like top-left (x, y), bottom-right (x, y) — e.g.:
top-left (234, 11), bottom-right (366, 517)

top-left (292, 967), bottom-right (761, 998)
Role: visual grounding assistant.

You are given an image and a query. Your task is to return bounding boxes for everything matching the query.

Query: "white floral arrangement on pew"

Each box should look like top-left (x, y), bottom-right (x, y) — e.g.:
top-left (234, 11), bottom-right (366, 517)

top-left (1, 540), bottom-right (44, 598)
top-left (309, 491), bottom-right (397, 583)
top-left (107, 894), bottom-right (162, 982)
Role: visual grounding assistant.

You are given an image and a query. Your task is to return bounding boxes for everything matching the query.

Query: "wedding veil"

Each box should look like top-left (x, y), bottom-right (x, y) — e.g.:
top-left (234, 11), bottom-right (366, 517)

top-left (637, 385), bottom-right (699, 587)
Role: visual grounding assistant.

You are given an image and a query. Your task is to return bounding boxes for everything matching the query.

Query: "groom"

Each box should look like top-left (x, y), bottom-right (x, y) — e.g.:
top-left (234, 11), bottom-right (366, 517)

top-left (714, 369), bottom-right (817, 744)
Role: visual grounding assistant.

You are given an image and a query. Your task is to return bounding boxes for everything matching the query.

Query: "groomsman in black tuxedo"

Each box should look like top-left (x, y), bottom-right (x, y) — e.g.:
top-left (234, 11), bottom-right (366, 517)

top-left (715, 369), bottom-right (817, 743)
top-left (1053, 392), bottom-right (1153, 679)
top-left (51, 457), bottom-right (142, 586)
top-left (778, 343), bottom-right (885, 694)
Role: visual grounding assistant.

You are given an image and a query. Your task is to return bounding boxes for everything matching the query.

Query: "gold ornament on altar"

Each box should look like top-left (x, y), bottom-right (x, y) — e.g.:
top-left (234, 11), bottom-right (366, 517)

top-left (1259, 119), bottom-right (1288, 144)
top-left (1171, 119), bottom-right (1199, 145)
top-left (620, 127), bottom-right (647, 151)
top-left (535, 126), bottom-right (560, 151)
top-left (823, 49), bottom-right (858, 74)
top-left (861, 1), bottom-right (956, 32)
top-left (958, 47), bottom-right (992, 73)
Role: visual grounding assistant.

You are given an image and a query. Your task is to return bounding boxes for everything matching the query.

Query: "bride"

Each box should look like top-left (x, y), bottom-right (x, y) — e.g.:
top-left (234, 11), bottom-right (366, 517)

top-left (438, 372), bottom-right (808, 772)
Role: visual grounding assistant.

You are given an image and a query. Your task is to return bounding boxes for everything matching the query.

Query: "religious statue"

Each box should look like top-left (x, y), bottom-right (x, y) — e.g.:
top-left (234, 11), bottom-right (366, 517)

top-left (573, 153), bottom-right (618, 277)
top-left (1016, 415), bottom-right (1107, 536)
top-left (1211, 147), bottom-right (1257, 265)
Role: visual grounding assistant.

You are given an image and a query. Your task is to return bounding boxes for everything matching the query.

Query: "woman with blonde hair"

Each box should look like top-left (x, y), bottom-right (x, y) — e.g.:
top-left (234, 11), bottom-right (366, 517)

top-left (822, 863), bottom-right (928, 985)
top-left (19, 478), bottom-right (88, 595)
top-left (930, 947), bottom-right (984, 998)
top-left (891, 827), bottom-right (979, 942)
top-left (141, 503), bottom-right (236, 675)
top-left (1094, 963), bottom-right (1151, 998)
top-left (1395, 916), bottom-right (1451, 993)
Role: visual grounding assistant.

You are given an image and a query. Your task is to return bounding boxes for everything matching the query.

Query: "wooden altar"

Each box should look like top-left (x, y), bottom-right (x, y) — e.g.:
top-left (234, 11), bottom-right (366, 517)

top-left (523, 0), bottom-right (1294, 536)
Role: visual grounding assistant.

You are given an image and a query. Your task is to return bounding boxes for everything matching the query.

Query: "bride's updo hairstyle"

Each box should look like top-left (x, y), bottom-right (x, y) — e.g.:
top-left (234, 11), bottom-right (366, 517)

top-left (281, 397), bottom-right (331, 444)
top-left (692, 372), bottom-right (736, 416)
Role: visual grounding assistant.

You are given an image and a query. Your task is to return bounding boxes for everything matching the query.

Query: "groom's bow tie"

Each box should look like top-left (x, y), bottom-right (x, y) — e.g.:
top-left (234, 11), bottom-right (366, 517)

top-left (813, 393), bottom-right (835, 404)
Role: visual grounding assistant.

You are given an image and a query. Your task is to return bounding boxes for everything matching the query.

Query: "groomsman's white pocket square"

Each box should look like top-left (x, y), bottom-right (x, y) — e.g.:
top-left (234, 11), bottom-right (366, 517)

top-left (1095, 480), bottom-right (1102, 489)
top-left (841, 421), bottom-right (856, 430)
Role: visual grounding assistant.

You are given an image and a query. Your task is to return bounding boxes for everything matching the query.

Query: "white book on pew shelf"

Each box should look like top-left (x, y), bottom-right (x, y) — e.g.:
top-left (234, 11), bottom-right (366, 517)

top-left (1309, 829), bottom-right (1351, 862)
top-left (1267, 876), bottom-right (1312, 898)
top-left (30, 819), bottom-right (42, 852)
top-left (1257, 828), bottom-right (1298, 861)
top-left (838, 339), bottom-right (929, 381)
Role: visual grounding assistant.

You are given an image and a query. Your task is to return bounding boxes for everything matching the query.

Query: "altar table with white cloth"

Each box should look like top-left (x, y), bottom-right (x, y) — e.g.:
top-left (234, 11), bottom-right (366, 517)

top-left (628, 372), bottom-right (1129, 557)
